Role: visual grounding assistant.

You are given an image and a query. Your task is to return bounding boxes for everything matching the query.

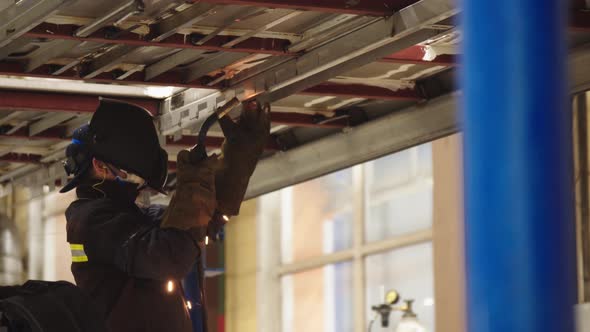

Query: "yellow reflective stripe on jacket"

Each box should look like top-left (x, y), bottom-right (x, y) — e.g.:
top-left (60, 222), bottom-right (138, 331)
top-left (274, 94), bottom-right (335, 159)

top-left (69, 243), bottom-right (88, 263)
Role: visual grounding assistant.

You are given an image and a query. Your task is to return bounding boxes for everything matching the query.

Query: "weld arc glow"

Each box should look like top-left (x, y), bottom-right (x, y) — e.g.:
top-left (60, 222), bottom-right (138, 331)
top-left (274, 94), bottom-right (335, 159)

top-left (167, 280), bottom-right (174, 293)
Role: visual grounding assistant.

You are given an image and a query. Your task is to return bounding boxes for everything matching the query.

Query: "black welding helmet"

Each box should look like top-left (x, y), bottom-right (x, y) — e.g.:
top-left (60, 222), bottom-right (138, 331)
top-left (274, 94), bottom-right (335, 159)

top-left (59, 98), bottom-right (168, 194)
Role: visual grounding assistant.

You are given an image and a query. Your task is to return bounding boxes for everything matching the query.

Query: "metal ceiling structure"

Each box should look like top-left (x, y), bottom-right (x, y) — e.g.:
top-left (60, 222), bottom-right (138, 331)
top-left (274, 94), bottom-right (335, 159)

top-left (0, 0), bottom-right (588, 198)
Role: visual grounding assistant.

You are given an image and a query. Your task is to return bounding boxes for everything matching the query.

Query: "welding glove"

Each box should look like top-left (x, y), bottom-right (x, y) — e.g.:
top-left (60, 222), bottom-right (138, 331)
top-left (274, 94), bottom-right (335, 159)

top-left (216, 100), bottom-right (271, 216)
top-left (160, 149), bottom-right (221, 236)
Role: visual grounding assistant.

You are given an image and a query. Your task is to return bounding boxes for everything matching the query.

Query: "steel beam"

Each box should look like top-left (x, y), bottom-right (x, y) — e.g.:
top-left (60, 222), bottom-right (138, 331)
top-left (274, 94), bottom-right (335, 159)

top-left (5, 121), bottom-right (29, 135)
top-left (116, 64), bottom-right (145, 80)
top-left (192, 7), bottom-right (267, 46)
top-left (0, 89), bottom-right (160, 115)
top-left (183, 52), bottom-right (250, 83)
top-left (301, 83), bottom-right (422, 100)
top-left (0, 112), bottom-right (24, 127)
top-left (229, 0), bottom-right (458, 103)
top-left (25, 23), bottom-right (292, 55)
top-left (74, 0), bottom-right (145, 38)
top-left (52, 59), bottom-right (81, 76)
top-left (221, 10), bottom-right (303, 48)
top-left (165, 135), bottom-right (280, 151)
top-left (380, 45), bottom-right (457, 66)
top-left (149, 3), bottom-right (219, 42)
top-left (4, 43), bottom-right (590, 193)
top-left (25, 40), bottom-right (80, 72)
top-left (40, 148), bottom-right (67, 163)
top-left (0, 125), bottom-right (280, 151)
top-left (29, 113), bottom-right (76, 136)
top-left (82, 45), bottom-right (140, 79)
top-left (4, 126), bottom-right (67, 140)
top-left (462, 1), bottom-right (575, 331)
top-left (269, 112), bottom-right (348, 128)
top-left (0, 151), bottom-right (176, 168)
top-left (0, 153), bottom-right (42, 164)
top-left (0, 0), bottom-right (73, 48)
top-left (244, 41), bottom-right (590, 197)
top-left (246, 93), bottom-right (458, 198)
top-left (145, 49), bottom-right (207, 81)
top-left (0, 61), bottom-right (214, 89)
top-left (0, 38), bottom-right (31, 61)
top-left (287, 14), bottom-right (376, 53)
top-left (194, 0), bottom-right (421, 16)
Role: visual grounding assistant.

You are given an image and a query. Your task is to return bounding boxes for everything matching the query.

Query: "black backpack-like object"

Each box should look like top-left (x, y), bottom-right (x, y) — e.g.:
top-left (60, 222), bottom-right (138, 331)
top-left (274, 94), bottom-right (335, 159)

top-left (0, 280), bottom-right (107, 332)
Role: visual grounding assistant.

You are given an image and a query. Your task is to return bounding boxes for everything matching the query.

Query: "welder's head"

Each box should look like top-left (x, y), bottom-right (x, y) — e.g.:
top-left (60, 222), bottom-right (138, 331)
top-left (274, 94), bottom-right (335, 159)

top-left (59, 98), bottom-right (168, 194)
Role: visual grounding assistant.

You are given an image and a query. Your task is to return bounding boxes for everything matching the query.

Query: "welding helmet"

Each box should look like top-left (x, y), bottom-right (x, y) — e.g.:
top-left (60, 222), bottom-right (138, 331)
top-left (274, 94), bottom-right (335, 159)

top-left (59, 98), bottom-right (168, 193)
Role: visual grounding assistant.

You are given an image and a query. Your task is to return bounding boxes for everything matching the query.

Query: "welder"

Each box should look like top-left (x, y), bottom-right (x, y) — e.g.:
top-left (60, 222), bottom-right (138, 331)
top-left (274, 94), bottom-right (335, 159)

top-left (59, 98), bottom-right (269, 332)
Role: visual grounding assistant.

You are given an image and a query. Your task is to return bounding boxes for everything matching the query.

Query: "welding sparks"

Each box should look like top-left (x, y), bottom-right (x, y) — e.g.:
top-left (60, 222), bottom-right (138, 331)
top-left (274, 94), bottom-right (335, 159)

top-left (167, 280), bottom-right (174, 293)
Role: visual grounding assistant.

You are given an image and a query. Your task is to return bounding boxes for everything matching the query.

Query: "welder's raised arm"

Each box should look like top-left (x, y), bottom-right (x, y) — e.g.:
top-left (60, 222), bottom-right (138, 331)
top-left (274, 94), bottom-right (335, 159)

top-left (160, 149), bottom-right (220, 231)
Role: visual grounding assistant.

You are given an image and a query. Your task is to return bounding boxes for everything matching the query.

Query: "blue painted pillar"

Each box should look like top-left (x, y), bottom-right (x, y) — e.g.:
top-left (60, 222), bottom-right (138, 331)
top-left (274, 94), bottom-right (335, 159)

top-left (461, 1), bottom-right (576, 331)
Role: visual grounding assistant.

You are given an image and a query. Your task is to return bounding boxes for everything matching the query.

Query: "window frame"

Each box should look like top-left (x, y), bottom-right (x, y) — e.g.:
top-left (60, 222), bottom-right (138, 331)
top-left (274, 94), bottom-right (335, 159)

top-left (257, 151), bottom-right (434, 332)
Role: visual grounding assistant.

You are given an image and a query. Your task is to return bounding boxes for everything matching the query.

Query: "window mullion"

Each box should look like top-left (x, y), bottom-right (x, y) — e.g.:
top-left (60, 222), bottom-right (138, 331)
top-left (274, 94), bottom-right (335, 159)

top-left (353, 164), bottom-right (366, 332)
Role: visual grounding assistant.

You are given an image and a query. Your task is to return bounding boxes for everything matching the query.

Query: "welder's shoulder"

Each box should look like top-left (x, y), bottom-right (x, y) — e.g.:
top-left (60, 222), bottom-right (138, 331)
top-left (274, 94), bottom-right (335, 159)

top-left (65, 198), bottom-right (137, 227)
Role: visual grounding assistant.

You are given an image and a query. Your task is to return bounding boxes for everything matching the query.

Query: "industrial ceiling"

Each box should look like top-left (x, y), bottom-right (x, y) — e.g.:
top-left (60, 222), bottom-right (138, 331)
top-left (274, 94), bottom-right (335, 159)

top-left (0, 0), bottom-right (588, 198)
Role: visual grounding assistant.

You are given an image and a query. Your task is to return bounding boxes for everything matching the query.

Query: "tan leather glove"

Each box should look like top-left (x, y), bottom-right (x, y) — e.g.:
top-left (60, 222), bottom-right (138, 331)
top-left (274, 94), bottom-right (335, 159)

top-left (161, 149), bottom-right (220, 233)
top-left (216, 100), bottom-right (271, 216)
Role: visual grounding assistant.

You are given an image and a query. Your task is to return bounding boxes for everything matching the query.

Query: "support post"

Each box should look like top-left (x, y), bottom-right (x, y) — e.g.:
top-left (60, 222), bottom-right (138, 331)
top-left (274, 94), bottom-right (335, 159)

top-left (461, 1), bottom-right (576, 331)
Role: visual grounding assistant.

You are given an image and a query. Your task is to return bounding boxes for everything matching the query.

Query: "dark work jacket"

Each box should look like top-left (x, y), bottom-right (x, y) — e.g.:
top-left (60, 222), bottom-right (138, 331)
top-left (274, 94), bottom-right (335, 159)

top-left (65, 180), bottom-right (202, 332)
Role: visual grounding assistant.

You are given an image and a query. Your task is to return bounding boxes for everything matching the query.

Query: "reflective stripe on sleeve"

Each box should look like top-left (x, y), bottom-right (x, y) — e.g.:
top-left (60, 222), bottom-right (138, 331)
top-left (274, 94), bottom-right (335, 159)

top-left (69, 243), bottom-right (89, 263)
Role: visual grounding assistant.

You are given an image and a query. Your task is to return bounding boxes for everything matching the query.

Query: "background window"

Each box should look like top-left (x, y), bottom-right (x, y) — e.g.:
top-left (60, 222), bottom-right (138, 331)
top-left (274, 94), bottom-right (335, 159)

top-left (261, 143), bottom-right (435, 332)
top-left (365, 243), bottom-right (435, 332)
top-left (365, 145), bottom-right (433, 243)
top-left (280, 168), bottom-right (354, 264)
top-left (281, 262), bottom-right (354, 332)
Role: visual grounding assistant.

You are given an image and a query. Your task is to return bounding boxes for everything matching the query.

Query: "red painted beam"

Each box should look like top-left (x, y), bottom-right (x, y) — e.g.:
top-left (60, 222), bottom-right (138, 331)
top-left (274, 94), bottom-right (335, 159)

top-left (25, 23), bottom-right (292, 56)
top-left (302, 82), bottom-right (422, 101)
top-left (380, 45), bottom-right (457, 66)
top-left (194, 0), bottom-right (420, 16)
top-left (0, 89), bottom-right (160, 115)
top-left (0, 153), bottom-right (42, 164)
top-left (0, 62), bottom-right (423, 99)
top-left (571, 10), bottom-right (590, 32)
top-left (0, 62), bottom-right (215, 90)
top-left (0, 125), bottom-right (281, 151)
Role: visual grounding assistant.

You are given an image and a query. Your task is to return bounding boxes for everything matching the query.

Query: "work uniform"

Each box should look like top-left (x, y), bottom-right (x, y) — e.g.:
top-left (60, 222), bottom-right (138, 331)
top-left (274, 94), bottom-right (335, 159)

top-left (59, 97), bottom-right (269, 332)
top-left (65, 179), bottom-right (205, 332)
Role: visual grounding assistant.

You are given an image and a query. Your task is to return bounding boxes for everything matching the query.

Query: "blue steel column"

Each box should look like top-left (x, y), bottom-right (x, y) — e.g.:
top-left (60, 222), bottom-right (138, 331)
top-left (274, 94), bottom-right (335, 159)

top-left (461, 1), bottom-right (576, 331)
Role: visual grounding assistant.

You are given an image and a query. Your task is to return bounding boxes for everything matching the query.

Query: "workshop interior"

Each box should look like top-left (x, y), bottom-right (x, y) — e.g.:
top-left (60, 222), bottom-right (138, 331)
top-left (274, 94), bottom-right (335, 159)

top-left (0, 0), bottom-right (589, 331)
